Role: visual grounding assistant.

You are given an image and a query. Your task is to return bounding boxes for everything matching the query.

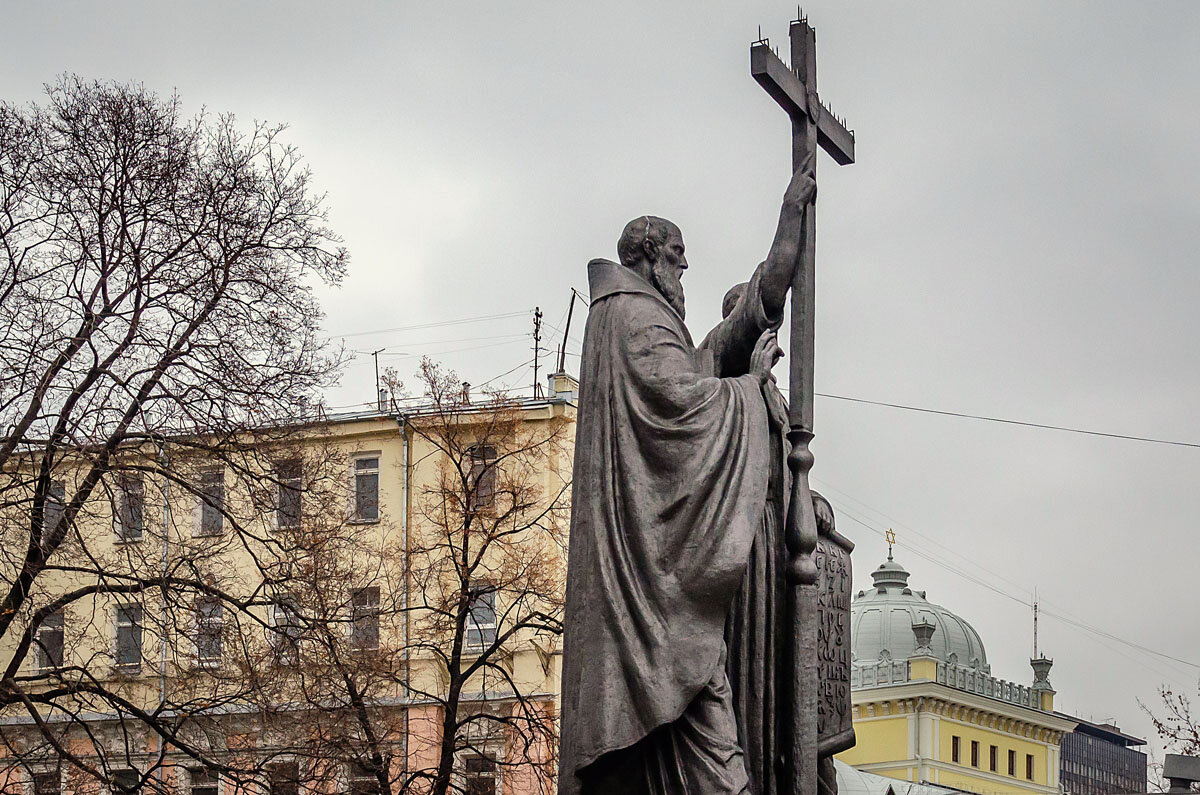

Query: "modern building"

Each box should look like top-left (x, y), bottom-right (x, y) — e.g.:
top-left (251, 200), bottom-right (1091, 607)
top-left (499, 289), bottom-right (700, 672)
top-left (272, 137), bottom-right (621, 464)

top-left (1058, 716), bottom-right (1147, 795)
top-left (836, 553), bottom-right (1076, 795)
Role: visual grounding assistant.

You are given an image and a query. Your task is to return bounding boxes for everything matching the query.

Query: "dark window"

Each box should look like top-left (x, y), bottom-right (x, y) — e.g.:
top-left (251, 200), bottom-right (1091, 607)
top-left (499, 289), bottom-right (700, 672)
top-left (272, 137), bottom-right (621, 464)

top-left (347, 762), bottom-right (379, 795)
top-left (276, 459), bottom-right (302, 530)
top-left (952, 736), bottom-right (960, 764)
top-left (32, 771), bottom-right (60, 795)
top-left (463, 754), bottom-right (497, 795)
top-left (353, 457), bottom-right (380, 521)
top-left (269, 761), bottom-right (300, 795)
top-left (467, 446), bottom-right (496, 511)
top-left (351, 587), bottom-right (380, 651)
top-left (115, 605), bottom-right (142, 670)
top-left (116, 474), bottom-right (145, 541)
top-left (466, 584), bottom-right (497, 649)
top-left (990, 745), bottom-right (998, 772)
top-left (1027, 753), bottom-right (1035, 781)
top-left (971, 740), bottom-right (979, 768)
top-left (1009, 749), bottom-right (1016, 776)
top-left (195, 596), bottom-right (223, 668)
top-left (39, 481), bottom-right (66, 536)
top-left (111, 769), bottom-right (140, 794)
top-left (271, 601), bottom-right (303, 665)
top-left (35, 610), bottom-right (64, 670)
top-left (190, 767), bottom-right (219, 795)
top-left (198, 469), bottom-right (225, 536)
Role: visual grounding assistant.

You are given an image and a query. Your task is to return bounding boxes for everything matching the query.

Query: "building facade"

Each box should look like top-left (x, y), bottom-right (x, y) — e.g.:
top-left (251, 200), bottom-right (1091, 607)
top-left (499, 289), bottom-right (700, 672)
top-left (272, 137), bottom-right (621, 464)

top-left (0, 373), bottom-right (579, 795)
top-left (836, 554), bottom-right (1076, 795)
top-left (1057, 717), bottom-right (1147, 795)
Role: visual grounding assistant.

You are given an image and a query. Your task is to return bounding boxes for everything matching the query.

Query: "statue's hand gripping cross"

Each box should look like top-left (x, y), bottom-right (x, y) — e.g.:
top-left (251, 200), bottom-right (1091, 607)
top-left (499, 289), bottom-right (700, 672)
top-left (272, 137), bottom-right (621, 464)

top-left (751, 17), bottom-right (853, 586)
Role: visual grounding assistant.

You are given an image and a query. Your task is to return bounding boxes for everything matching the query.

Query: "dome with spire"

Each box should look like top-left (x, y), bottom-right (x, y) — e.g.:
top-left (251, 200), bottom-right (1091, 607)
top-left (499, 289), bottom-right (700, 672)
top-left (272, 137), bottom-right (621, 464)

top-left (850, 552), bottom-right (990, 673)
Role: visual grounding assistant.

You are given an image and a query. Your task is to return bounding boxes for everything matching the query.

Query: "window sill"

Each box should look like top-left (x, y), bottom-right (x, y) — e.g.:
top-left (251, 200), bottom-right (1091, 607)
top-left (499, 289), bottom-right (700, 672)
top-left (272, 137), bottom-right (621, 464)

top-left (113, 535), bottom-right (144, 545)
top-left (348, 517), bottom-right (380, 525)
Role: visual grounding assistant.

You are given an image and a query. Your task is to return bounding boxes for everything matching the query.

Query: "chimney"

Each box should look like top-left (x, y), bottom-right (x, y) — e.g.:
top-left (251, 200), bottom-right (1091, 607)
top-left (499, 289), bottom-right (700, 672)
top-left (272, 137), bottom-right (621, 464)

top-left (377, 388), bottom-right (388, 412)
top-left (547, 372), bottom-right (579, 403)
top-left (461, 382), bottom-right (471, 404)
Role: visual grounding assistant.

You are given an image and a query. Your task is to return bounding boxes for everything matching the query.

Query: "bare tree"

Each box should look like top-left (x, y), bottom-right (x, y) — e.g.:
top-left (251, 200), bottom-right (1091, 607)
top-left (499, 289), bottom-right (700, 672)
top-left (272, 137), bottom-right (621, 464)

top-left (0, 76), bottom-right (346, 793)
top-left (395, 359), bottom-right (568, 795)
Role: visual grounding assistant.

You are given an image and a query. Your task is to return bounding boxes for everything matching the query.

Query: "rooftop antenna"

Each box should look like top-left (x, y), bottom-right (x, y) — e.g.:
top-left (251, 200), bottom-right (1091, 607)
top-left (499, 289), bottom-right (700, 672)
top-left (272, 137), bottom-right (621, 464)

top-left (557, 290), bottom-right (579, 373)
top-left (371, 348), bottom-right (385, 409)
top-left (1033, 586), bottom-right (1039, 658)
top-left (532, 307), bottom-right (544, 398)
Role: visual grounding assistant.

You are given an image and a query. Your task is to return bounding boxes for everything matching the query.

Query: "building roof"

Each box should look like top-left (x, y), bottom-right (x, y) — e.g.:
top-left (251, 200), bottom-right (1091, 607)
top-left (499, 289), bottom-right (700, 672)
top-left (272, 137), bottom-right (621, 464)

top-left (834, 760), bottom-right (967, 795)
top-left (1056, 713), bottom-right (1147, 747)
top-left (851, 553), bottom-right (990, 672)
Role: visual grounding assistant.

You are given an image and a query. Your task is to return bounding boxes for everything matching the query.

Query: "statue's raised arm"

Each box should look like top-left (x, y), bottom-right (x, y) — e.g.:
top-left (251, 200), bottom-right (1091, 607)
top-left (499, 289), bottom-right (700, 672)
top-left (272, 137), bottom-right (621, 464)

top-left (701, 156), bottom-right (816, 377)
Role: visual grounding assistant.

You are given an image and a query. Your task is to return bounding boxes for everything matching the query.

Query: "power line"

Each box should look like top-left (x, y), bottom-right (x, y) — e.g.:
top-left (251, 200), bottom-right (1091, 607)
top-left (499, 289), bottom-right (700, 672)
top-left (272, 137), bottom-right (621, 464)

top-left (328, 310), bottom-right (530, 340)
top-left (815, 392), bottom-right (1200, 450)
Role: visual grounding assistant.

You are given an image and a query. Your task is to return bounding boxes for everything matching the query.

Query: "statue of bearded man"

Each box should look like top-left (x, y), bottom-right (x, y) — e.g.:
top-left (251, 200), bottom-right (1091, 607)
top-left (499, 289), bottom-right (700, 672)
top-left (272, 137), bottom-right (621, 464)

top-left (559, 162), bottom-right (816, 795)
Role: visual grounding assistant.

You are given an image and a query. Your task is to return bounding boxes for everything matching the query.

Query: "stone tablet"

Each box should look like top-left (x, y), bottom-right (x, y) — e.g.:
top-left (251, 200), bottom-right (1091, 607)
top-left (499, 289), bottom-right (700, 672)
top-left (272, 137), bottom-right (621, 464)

top-left (816, 523), bottom-right (856, 757)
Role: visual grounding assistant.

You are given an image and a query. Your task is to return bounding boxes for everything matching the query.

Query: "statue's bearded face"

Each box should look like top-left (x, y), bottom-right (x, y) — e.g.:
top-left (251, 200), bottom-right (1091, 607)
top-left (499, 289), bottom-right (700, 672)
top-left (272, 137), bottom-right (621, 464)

top-left (650, 230), bottom-right (688, 320)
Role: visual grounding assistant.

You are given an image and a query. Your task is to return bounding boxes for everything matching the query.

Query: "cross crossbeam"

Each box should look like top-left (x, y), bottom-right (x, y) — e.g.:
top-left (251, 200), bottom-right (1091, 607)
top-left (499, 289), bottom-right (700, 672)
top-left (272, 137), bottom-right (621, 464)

top-left (751, 42), bottom-right (855, 166)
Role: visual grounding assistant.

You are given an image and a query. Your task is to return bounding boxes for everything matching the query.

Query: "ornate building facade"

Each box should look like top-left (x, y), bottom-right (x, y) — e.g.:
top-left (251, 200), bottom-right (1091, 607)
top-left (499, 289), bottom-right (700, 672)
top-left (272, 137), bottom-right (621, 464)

top-left (836, 554), bottom-right (1075, 795)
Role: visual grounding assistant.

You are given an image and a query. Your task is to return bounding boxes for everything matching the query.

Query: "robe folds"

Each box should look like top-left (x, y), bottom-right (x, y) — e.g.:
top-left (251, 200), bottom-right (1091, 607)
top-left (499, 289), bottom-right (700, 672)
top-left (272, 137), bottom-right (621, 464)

top-left (559, 259), bottom-right (771, 795)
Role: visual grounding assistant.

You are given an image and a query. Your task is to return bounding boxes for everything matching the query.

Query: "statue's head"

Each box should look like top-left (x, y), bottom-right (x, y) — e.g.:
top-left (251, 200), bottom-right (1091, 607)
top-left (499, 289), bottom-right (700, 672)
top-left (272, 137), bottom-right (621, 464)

top-left (618, 216), bottom-right (687, 319)
top-left (722, 281), bottom-right (750, 319)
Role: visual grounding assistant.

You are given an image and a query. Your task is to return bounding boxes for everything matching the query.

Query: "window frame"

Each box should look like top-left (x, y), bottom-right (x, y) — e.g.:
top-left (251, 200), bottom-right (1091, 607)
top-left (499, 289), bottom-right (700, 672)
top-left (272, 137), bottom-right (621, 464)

top-left (270, 600), bottom-right (303, 666)
top-left (350, 586), bottom-right (380, 652)
top-left (275, 458), bottom-right (302, 532)
top-left (970, 739), bottom-right (979, 768)
top-left (346, 762), bottom-right (380, 795)
top-left (350, 454), bottom-right (381, 523)
top-left (34, 609), bottom-right (64, 671)
top-left (114, 472), bottom-right (145, 543)
top-left (465, 583), bottom-right (498, 650)
top-left (31, 770), bottom-right (60, 795)
top-left (460, 752), bottom-right (499, 795)
top-left (1026, 753), bottom-right (1035, 781)
top-left (195, 467), bottom-right (225, 537)
top-left (466, 445), bottom-right (497, 512)
top-left (114, 604), bottom-right (143, 673)
top-left (951, 735), bottom-right (960, 764)
top-left (110, 769), bottom-right (140, 794)
top-left (193, 595), bottom-right (223, 669)
top-left (989, 744), bottom-right (997, 772)
top-left (188, 766), bottom-right (220, 795)
top-left (1009, 748), bottom-right (1016, 776)
top-left (268, 760), bottom-right (301, 795)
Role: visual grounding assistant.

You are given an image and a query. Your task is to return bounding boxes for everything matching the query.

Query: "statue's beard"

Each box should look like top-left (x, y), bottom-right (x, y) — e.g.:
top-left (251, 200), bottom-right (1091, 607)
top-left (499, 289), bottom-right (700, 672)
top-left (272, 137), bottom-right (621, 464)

top-left (651, 261), bottom-right (686, 320)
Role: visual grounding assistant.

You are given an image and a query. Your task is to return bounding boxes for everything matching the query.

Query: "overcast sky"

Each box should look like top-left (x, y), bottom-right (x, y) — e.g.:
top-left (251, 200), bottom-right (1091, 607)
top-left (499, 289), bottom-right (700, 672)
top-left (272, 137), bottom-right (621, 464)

top-left (5, 0), bottom-right (1198, 772)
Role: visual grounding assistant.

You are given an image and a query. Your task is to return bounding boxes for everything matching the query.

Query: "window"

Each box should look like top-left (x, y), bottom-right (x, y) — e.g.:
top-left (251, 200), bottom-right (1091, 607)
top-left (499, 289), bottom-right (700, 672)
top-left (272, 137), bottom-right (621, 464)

top-left (34, 610), bottom-right (64, 670)
top-left (194, 596), bottom-right (223, 668)
top-left (268, 761), bottom-right (300, 795)
top-left (115, 605), bottom-right (142, 671)
top-left (197, 469), bottom-right (225, 536)
top-left (467, 445), bottom-right (496, 511)
top-left (466, 584), bottom-right (497, 649)
top-left (111, 769), bottom-right (140, 794)
top-left (463, 754), bottom-right (497, 795)
top-left (39, 480), bottom-right (65, 535)
top-left (270, 601), bottom-right (303, 665)
top-left (32, 771), bottom-right (60, 795)
top-left (951, 735), bottom-right (960, 764)
top-left (115, 473), bottom-right (145, 542)
top-left (970, 740), bottom-right (979, 768)
top-left (989, 744), bottom-right (997, 772)
top-left (189, 767), bottom-right (219, 795)
top-left (1008, 749), bottom-right (1016, 776)
top-left (347, 762), bottom-right (379, 795)
top-left (352, 457), bottom-right (379, 521)
top-left (276, 459), bottom-right (302, 530)
top-left (1026, 753), bottom-right (1035, 781)
top-left (351, 587), bottom-right (380, 652)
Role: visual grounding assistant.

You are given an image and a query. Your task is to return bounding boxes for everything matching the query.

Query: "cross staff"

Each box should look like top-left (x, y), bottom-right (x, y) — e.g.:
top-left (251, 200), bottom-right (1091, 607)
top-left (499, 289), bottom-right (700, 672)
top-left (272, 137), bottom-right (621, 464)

top-left (752, 15), bottom-right (854, 795)
top-left (752, 15), bottom-right (854, 588)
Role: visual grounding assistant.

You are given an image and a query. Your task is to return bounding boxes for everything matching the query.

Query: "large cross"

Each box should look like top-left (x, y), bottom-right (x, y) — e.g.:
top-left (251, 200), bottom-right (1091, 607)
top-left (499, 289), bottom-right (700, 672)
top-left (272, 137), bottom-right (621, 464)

top-left (752, 14), bottom-right (854, 795)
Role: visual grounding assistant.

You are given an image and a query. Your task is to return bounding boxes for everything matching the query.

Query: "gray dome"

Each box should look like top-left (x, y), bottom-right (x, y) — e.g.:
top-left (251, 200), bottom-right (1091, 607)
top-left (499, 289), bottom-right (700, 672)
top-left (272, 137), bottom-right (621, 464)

top-left (850, 553), bottom-right (990, 673)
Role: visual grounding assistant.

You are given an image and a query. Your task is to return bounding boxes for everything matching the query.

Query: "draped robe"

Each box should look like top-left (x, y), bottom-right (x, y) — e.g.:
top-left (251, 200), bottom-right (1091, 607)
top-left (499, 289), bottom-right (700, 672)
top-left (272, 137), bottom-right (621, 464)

top-left (559, 259), bottom-right (773, 795)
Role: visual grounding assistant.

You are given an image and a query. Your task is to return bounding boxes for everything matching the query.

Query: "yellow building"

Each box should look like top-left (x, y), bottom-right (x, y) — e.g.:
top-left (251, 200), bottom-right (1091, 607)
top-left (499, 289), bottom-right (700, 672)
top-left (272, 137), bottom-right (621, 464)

top-left (837, 554), bottom-right (1075, 795)
top-left (0, 374), bottom-right (578, 795)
